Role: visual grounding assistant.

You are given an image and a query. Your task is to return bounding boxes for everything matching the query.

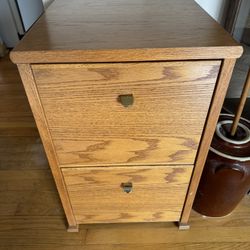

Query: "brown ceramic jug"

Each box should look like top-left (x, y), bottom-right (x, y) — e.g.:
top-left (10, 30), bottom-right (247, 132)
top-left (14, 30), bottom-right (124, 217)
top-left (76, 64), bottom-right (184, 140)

top-left (193, 113), bottom-right (250, 217)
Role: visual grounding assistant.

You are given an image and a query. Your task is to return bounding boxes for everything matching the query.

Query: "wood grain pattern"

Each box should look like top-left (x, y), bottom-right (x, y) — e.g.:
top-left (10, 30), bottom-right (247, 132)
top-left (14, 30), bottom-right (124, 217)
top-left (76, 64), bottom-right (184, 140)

top-left (16, 64), bottom-right (77, 229)
top-left (8, 0), bottom-right (243, 230)
top-left (2, 53), bottom-right (250, 249)
top-left (32, 61), bottom-right (220, 166)
top-left (0, 56), bottom-right (37, 136)
top-left (0, 216), bottom-right (86, 248)
top-left (10, 0), bottom-right (242, 64)
top-left (67, 243), bottom-right (250, 250)
top-left (0, 136), bottom-right (48, 170)
top-left (85, 224), bottom-right (250, 245)
top-left (180, 58), bottom-right (237, 224)
top-left (62, 165), bottom-right (193, 224)
top-left (0, 170), bottom-right (64, 216)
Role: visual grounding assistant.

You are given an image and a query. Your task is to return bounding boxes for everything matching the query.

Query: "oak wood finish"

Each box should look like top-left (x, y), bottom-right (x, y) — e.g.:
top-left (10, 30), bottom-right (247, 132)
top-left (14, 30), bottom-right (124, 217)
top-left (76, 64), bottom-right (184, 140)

top-left (10, 0), bottom-right (243, 230)
top-left (10, 0), bottom-right (242, 64)
top-left (2, 54), bottom-right (250, 249)
top-left (180, 59), bottom-right (237, 224)
top-left (32, 61), bottom-right (220, 167)
top-left (62, 166), bottom-right (193, 224)
top-left (0, 56), bottom-right (37, 136)
top-left (10, 47), bottom-right (243, 65)
top-left (16, 64), bottom-right (77, 229)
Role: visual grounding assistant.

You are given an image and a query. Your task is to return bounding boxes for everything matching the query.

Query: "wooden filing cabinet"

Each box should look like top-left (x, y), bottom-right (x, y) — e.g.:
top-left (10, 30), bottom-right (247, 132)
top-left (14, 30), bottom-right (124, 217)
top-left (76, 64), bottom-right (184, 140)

top-left (11, 0), bottom-right (242, 232)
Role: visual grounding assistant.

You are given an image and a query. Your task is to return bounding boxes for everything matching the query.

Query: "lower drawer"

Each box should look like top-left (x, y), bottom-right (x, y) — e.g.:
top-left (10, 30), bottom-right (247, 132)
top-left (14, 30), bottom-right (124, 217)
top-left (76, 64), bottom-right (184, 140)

top-left (62, 165), bottom-right (193, 224)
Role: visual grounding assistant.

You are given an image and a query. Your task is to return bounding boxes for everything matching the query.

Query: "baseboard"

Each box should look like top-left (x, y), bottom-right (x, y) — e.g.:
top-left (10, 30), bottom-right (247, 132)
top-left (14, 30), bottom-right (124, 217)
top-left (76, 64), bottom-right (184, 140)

top-left (0, 43), bottom-right (8, 57)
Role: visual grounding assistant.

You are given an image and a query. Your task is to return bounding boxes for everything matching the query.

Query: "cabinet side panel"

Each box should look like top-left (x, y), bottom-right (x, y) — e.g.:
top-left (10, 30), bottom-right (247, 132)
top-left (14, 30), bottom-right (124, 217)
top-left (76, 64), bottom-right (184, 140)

top-left (17, 64), bottom-right (77, 229)
top-left (180, 58), bottom-right (237, 224)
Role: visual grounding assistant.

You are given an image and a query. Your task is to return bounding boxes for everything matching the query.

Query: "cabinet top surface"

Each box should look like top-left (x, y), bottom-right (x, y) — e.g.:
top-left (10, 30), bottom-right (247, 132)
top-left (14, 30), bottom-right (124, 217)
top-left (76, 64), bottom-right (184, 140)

top-left (11, 0), bottom-right (242, 63)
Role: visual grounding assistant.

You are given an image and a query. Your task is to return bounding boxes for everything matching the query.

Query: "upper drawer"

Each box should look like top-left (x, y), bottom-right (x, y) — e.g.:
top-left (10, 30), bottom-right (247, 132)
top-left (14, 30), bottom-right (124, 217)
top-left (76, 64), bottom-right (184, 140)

top-left (32, 61), bottom-right (220, 166)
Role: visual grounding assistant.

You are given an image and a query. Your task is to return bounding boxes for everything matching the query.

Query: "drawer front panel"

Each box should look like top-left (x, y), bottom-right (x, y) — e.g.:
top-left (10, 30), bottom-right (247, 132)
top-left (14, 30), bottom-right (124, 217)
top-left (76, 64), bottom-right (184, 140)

top-left (62, 165), bottom-right (193, 224)
top-left (32, 61), bottom-right (220, 166)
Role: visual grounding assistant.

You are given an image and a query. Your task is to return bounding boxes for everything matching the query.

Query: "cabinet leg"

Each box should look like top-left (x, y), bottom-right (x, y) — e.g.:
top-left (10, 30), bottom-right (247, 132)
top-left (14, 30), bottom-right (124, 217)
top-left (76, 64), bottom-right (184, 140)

top-left (67, 224), bottom-right (79, 232)
top-left (178, 222), bottom-right (190, 230)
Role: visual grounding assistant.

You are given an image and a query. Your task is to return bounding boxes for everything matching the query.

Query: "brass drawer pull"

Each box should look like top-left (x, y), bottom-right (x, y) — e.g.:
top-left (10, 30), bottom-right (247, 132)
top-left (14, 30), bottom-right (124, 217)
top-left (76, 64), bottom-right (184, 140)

top-left (121, 182), bottom-right (133, 193)
top-left (118, 94), bottom-right (134, 107)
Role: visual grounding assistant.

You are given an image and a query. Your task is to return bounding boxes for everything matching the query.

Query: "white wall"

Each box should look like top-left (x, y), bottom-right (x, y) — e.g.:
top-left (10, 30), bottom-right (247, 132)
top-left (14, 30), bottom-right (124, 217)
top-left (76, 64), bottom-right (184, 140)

top-left (194, 0), bottom-right (228, 24)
